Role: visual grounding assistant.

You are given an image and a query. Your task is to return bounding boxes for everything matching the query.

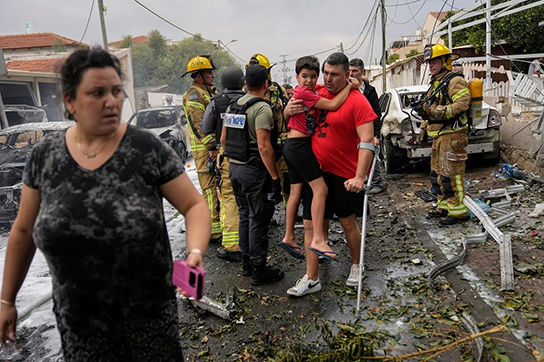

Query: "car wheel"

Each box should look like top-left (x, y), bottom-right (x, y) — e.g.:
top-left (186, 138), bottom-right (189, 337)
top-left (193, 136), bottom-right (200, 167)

top-left (382, 136), bottom-right (408, 174)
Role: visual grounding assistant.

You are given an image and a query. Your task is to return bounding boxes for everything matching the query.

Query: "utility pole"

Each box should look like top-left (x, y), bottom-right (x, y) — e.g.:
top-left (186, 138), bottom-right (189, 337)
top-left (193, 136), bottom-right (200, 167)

top-left (339, 42), bottom-right (344, 53)
top-left (279, 54), bottom-right (291, 85)
top-left (485, 0), bottom-right (492, 95)
top-left (97, 0), bottom-right (109, 50)
top-left (381, 0), bottom-right (387, 92)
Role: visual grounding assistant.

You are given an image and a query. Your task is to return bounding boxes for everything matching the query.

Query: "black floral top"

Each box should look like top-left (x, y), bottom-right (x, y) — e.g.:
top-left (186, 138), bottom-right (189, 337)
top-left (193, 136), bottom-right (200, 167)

top-left (23, 125), bottom-right (185, 359)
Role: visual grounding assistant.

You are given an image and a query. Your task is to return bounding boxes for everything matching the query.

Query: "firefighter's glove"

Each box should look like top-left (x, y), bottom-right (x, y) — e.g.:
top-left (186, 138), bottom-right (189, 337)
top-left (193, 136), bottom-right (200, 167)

top-left (206, 158), bottom-right (216, 174)
top-left (429, 104), bottom-right (446, 120)
top-left (422, 102), bottom-right (432, 116)
top-left (418, 122), bottom-right (428, 143)
top-left (414, 103), bottom-right (426, 119)
top-left (268, 179), bottom-right (283, 204)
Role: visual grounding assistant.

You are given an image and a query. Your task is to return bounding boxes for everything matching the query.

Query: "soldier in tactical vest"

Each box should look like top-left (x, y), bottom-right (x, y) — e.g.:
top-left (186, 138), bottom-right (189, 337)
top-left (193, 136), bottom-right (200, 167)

top-left (420, 44), bottom-right (471, 225)
top-left (182, 55), bottom-right (221, 241)
top-left (247, 54), bottom-right (290, 203)
top-left (201, 66), bottom-right (246, 261)
top-left (224, 64), bottom-right (284, 286)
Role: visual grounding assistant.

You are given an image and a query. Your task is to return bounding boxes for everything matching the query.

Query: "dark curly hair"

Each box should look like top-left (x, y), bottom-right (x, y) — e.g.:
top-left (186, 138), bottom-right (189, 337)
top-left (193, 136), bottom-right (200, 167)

top-left (61, 47), bottom-right (123, 120)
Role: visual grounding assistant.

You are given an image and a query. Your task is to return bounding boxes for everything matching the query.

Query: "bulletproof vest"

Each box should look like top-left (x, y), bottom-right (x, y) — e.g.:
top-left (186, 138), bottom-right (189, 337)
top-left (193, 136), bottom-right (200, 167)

top-left (213, 91), bottom-right (244, 141)
top-left (224, 97), bottom-right (278, 162)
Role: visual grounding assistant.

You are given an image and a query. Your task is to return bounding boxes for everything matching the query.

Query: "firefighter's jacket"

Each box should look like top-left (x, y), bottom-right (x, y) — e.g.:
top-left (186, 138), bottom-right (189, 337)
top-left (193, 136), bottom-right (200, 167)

top-left (263, 82), bottom-right (288, 139)
top-left (182, 83), bottom-right (218, 152)
top-left (423, 70), bottom-right (471, 137)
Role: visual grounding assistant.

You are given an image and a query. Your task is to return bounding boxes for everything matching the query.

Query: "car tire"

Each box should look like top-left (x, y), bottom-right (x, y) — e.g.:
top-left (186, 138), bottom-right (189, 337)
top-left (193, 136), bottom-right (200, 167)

top-left (382, 136), bottom-right (408, 174)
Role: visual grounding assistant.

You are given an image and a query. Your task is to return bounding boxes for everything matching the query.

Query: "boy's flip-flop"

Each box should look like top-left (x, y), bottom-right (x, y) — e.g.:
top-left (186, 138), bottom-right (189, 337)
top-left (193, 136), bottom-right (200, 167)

top-left (308, 247), bottom-right (338, 262)
top-left (278, 242), bottom-right (305, 260)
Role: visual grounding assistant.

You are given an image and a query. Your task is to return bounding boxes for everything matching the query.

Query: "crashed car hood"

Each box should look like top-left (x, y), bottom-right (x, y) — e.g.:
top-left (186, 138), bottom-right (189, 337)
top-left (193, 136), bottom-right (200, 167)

top-left (145, 126), bottom-right (177, 136)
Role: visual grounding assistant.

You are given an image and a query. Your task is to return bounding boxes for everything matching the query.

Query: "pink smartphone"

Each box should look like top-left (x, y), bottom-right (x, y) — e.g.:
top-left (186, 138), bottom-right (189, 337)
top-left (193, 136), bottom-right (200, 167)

top-left (172, 260), bottom-right (205, 300)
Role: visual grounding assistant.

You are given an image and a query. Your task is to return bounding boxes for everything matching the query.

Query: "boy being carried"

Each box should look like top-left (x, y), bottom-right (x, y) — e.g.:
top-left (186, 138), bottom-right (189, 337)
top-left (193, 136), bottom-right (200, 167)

top-left (280, 55), bottom-right (358, 261)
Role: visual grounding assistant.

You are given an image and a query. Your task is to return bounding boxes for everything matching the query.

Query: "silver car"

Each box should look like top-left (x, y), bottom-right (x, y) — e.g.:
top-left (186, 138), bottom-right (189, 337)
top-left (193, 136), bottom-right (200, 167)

top-left (379, 85), bottom-right (502, 174)
top-left (127, 106), bottom-right (188, 164)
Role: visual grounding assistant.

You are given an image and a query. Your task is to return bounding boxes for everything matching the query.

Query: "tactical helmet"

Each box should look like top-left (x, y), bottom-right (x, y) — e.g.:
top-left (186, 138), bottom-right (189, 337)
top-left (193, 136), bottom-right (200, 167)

top-left (221, 66), bottom-right (244, 90)
top-left (423, 44), bottom-right (459, 71)
top-left (182, 55), bottom-right (216, 77)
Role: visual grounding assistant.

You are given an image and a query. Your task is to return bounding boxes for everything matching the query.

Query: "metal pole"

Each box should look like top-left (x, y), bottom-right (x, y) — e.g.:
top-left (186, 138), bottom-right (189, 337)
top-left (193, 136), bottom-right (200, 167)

top-left (448, 19), bottom-right (453, 50)
top-left (381, 0), bottom-right (387, 93)
top-left (485, 0), bottom-right (492, 94)
top-left (355, 152), bottom-right (378, 317)
top-left (97, 0), bottom-right (109, 50)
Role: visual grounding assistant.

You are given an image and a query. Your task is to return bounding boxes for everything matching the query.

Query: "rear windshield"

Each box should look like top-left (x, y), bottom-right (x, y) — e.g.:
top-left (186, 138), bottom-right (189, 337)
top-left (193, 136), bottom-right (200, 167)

top-left (401, 93), bottom-right (425, 108)
top-left (136, 109), bottom-right (178, 128)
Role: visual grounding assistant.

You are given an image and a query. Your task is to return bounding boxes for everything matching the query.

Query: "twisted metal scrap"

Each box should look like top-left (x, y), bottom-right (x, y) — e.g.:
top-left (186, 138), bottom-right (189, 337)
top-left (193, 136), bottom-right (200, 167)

top-left (428, 212), bottom-right (515, 285)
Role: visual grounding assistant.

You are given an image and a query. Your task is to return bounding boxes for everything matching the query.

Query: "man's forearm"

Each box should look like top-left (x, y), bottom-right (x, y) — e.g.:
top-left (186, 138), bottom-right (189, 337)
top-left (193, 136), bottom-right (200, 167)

top-left (259, 145), bottom-right (279, 179)
top-left (355, 149), bottom-right (374, 180)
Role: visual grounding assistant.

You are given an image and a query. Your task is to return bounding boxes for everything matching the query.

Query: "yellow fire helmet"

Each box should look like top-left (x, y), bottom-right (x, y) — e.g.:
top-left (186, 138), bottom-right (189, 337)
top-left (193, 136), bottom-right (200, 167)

top-left (182, 55), bottom-right (216, 77)
top-left (248, 53), bottom-right (275, 79)
top-left (423, 44), bottom-right (459, 71)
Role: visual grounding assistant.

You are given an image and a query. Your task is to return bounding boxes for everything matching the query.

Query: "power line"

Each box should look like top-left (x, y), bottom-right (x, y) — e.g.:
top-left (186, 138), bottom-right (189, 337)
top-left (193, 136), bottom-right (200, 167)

top-left (133, 0), bottom-right (195, 36)
top-left (385, 0), bottom-right (425, 6)
top-left (79, 0), bottom-right (95, 44)
top-left (387, 0), bottom-right (430, 25)
top-left (274, 2), bottom-right (379, 62)
top-left (346, 6), bottom-right (380, 56)
top-left (220, 42), bottom-right (246, 63)
top-left (418, 0), bottom-right (450, 84)
top-left (428, 0), bottom-right (450, 43)
top-left (344, 0), bottom-right (380, 52)
top-left (475, 0), bottom-right (524, 73)
top-left (369, 8), bottom-right (379, 64)
top-left (406, 0), bottom-right (423, 28)
top-left (391, 0), bottom-right (401, 23)
top-left (132, 0), bottom-right (246, 63)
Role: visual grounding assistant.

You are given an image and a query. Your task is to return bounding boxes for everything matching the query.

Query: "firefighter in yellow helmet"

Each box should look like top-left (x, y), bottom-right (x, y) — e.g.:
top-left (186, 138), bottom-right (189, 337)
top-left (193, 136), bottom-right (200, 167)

top-left (247, 53), bottom-right (290, 202)
top-left (419, 44), bottom-right (471, 225)
top-left (182, 55), bottom-right (222, 241)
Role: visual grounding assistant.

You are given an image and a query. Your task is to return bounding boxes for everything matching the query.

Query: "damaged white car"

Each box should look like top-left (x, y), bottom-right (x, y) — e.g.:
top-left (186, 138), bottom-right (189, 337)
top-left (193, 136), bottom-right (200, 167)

top-left (379, 84), bottom-right (502, 174)
top-left (127, 106), bottom-right (188, 164)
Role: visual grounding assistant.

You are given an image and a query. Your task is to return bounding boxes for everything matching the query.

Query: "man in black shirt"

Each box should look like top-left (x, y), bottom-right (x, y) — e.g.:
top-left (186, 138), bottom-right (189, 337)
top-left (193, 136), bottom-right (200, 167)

top-left (349, 58), bottom-right (385, 194)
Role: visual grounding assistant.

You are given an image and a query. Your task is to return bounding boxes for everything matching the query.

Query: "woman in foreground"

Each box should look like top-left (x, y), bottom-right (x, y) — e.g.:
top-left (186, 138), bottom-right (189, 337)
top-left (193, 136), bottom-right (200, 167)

top-left (0, 47), bottom-right (210, 361)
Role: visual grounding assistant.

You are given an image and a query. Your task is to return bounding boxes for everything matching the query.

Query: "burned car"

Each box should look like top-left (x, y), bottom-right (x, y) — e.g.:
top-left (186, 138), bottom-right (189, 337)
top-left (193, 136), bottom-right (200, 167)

top-left (379, 84), bottom-right (502, 174)
top-left (127, 106), bottom-right (188, 164)
top-left (0, 121), bottom-right (75, 227)
top-left (3, 104), bottom-right (48, 127)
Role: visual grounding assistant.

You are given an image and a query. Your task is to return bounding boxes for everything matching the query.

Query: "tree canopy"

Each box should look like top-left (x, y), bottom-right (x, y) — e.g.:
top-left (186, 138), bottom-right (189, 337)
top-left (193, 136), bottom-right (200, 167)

top-left (130, 31), bottom-right (238, 94)
top-left (442, 0), bottom-right (544, 54)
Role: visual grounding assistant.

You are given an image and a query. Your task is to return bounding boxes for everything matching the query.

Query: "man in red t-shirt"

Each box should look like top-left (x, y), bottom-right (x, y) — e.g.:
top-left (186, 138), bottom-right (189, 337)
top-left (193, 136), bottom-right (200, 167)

top-left (284, 52), bottom-right (377, 297)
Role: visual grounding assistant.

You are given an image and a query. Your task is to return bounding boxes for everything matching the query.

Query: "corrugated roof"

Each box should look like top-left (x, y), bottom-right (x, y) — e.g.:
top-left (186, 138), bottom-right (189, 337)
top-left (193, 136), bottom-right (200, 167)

top-left (6, 58), bottom-right (65, 73)
top-left (0, 33), bottom-right (88, 50)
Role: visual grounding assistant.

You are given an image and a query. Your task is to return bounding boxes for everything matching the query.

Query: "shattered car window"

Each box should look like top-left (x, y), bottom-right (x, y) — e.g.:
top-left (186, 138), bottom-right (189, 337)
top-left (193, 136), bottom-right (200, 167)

top-left (4, 105), bottom-right (47, 127)
top-left (136, 109), bottom-right (178, 128)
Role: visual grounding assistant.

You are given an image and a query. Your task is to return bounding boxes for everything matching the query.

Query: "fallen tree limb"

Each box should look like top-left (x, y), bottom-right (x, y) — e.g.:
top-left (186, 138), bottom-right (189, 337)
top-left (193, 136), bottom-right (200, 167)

top-left (360, 325), bottom-right (507, 361)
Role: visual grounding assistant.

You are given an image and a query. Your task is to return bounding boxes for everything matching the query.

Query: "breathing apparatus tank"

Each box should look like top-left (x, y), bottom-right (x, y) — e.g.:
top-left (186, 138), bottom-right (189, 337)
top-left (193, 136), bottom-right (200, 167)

top-left (468, 78), bottom-right (483, 123)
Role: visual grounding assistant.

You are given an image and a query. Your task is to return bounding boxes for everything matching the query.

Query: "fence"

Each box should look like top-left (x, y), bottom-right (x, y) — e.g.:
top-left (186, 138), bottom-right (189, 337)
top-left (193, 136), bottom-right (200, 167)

top-left (461, 62), bottom-right (544, 114)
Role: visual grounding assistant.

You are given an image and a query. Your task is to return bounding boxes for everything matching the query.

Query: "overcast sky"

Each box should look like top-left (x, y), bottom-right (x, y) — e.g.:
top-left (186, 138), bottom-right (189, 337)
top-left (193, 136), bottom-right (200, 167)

top-left (1, 0), bottom-right (476, 84)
